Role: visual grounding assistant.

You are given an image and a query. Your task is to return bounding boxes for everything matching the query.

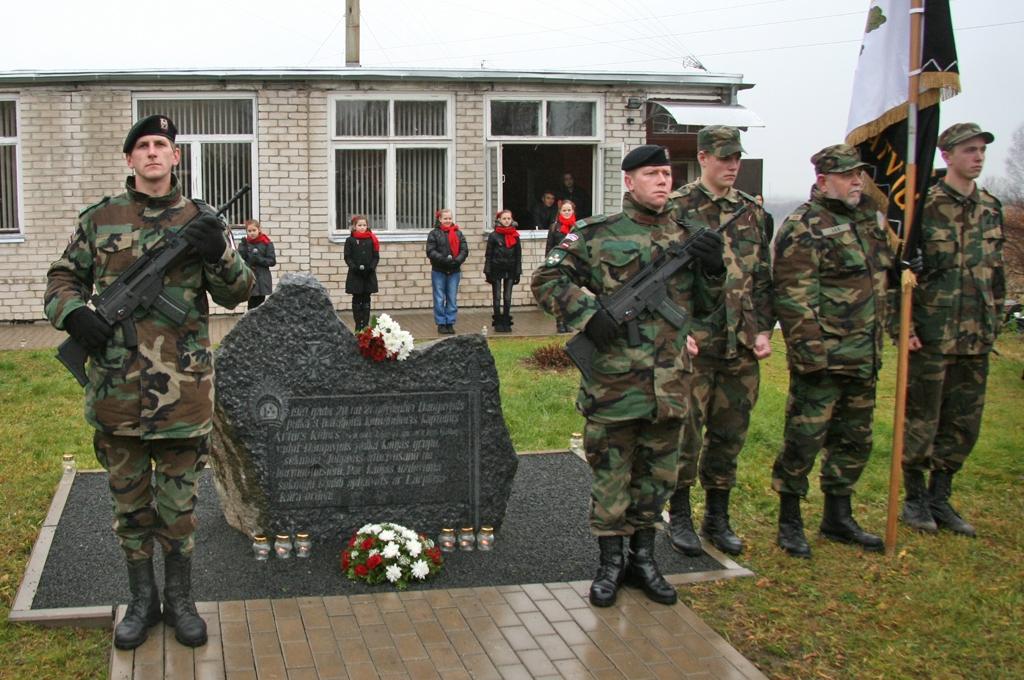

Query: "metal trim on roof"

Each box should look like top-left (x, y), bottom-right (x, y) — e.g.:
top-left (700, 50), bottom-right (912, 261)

top-left (652, 100), bottom-right (765, 128)
top-left (0, 67), bottom-right (753, 90)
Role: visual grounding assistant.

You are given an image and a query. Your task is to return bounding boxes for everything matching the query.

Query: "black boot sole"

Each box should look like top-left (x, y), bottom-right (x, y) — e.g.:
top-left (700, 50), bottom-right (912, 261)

top-left (701, 531), bottom-right (743, 556)
top-left (669, 539), bottom-right (704, 557)
top-left (819, 530), bottom-right (885, 552)
top-left (778, 543), bottom-right (812, 559)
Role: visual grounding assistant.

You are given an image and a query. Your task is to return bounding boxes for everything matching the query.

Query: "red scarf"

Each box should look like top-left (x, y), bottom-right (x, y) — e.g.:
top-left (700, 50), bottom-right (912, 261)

top-left (440, 223), bottom-right (461, 257)
top-left (246, 233), bottom-right (271, 245)
top-left (495, 225), bottom-right (519, 249)
top-left (353, 229), bottom-right (380, 252)
top-left (557, 213), bottom-right (576, 235)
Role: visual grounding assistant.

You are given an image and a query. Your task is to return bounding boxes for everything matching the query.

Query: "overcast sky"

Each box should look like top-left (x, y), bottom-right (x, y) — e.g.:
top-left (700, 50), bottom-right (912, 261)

top-left (2, 0), bottom-right (1020, 199)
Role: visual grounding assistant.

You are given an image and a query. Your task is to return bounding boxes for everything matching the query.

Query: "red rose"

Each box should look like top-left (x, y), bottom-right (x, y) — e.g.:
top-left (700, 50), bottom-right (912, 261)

top-left (348, 535), bottom-right (357, 547)
top-left (355, 564), bottom-right (368, 576)
top-left (361, 537), bottom-right (375, 550)
top-left (366, 553), bottom-right (382, 569)
top-left (342, 551), bottom-right (350, 570)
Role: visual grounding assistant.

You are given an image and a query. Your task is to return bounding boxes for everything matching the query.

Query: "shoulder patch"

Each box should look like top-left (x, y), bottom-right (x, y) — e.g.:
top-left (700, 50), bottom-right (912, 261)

top-left (576, 214), bottom-right (608, 228)
top-left (558, 232), bottom-right (580, 248)
top-left (545, 248), bottom-right (569, 266)
top-left (79, 196), bottom-right (111, 218)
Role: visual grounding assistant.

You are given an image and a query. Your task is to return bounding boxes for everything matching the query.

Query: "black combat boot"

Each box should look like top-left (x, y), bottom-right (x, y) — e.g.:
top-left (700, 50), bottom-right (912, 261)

top-left (504, 313), bottom-right (514, 332)
top-left (668, 487), bottom-right (702, 556)
top-left (163, 553), bottom-right (208, 647)
top-left (700, 488), bottom-right (744, 555)
top-left (928, 470), bottom-right (976, 537)
top-left (589, 536), bottom-right (627, 607)
top-left (113, 558), bottom-right (162, 650)
top-left (820, 493), bottom-right (884, 552)
top-left (901, 469), bottom-right (938, 533)
top-left (624, 529), bottom-right (677, 605)
top-left (777, 493), bottom-right (811, 558)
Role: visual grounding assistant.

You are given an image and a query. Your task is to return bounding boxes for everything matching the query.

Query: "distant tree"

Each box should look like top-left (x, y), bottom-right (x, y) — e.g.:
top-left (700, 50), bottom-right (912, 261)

top-left (991, 124), bottom-right (1024, 297)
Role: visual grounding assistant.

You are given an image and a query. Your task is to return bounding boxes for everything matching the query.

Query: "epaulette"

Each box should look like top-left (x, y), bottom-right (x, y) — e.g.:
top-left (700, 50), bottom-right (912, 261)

top-left (978, 187), bottom-right (1002, 208)
top-left (736, 189), bottom-right (759, 204)
top-left (786, 202), bottom-right (813, 223)
top-left (575, 214), bottom-right (609, 229)
top-left (78, 196), bottom-right (111, 218)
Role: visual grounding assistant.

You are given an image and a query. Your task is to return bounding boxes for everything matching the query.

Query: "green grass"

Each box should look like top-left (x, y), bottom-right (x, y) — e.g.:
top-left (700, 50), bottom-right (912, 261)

top-left (1, 336), bottom-right (1022, 679)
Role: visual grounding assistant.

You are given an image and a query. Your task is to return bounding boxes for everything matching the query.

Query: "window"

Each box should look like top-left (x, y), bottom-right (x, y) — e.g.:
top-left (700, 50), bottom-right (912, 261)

top-left (136, 97), bottom-right (256, 225)
top-left (488, 98), bottom-right (598, 139)
top-left (0, 98), bottom-right (19, 236)
top-left (331, 95), bottom-right (452, 231)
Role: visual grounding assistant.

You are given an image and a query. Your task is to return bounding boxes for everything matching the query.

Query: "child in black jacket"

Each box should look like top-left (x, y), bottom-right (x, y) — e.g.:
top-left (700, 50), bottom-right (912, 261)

top-left (484, 210), bottom-right (522, 333)
top-left (344, 215), bottom-right (380, 330)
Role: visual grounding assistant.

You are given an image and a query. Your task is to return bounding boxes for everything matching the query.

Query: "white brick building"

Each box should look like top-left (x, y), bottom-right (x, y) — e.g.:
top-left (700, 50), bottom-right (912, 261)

top-left (0, 68), bottom-right (762, 321)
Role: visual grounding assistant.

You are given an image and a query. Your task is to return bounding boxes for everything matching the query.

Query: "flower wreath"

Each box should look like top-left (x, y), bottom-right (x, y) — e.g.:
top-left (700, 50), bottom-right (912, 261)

top-left (357, 313), bottom-right (414, 362)
top-left (342, 522), bottom-right (443, 589)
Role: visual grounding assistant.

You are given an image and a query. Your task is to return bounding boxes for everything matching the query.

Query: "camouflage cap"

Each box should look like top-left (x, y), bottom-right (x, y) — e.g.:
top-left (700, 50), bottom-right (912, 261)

top-left (621, 144), bottom-right (670, 171)
top-left (938, 122), bottom-right (994, 150)
top-left (697, 125), bottom-right (744, 158)
top-left (811, 143), bottom-right (871, 175)
top-left (123, 114), bottom-right (177, 153)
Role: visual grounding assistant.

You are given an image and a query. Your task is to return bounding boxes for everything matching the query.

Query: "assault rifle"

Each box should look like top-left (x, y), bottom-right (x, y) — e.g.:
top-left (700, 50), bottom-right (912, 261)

top-left (57, 185), bottom-right (250, 387)
top-left (565, 203), bottom-right (748, 381)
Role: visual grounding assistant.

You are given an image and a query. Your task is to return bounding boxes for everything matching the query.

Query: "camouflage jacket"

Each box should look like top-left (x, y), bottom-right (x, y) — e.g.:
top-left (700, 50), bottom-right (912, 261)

top-left (531, 192), bottom-right (718, 423)
top-left (773, 186), bottom-right (894, 378)
top-left (668, 182), bottom-right (774, 358)
top-left (910, 180), bottom-right (1005, 355)
top-left (44, 176), bottom-right (254, 439)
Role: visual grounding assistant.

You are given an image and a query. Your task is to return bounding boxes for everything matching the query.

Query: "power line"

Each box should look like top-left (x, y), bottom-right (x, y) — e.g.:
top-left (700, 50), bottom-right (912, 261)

top-left (356, 9), bottom-right (869, 66)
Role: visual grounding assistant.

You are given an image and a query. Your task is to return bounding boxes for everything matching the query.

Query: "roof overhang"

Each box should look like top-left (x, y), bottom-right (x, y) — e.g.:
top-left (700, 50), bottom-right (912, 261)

top-left (651, 100), bottom-right (764, 129)
top-left (0, 67), bottom-right (753, 90)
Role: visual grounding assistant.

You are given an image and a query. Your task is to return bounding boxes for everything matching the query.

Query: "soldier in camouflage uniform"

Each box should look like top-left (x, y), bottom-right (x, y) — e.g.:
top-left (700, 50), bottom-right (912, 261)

top-left (532, 145), bottom-right (725, 607)
top-left (44, 115), bottom-right (253, 649)
top-left (771, 144), bottom-right (895, 559)
top-left (900, 123), bottom-right (1004, 537)
top-left (666, 126), bottom-right (774, 557)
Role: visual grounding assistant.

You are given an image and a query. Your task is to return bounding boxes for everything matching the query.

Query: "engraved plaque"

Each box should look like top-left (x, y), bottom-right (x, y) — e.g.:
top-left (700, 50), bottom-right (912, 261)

top-left (270, 392), bottom-right (472, 509)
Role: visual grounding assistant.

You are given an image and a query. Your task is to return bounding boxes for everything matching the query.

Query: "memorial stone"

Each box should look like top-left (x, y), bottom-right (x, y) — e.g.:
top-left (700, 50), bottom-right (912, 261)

top-left (210, 273), bottom-right (519, 540)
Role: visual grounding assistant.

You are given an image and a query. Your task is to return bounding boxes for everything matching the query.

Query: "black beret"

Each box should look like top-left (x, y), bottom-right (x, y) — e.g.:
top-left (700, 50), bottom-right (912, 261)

top-left (123, 114), bottom-right (177, 153)
top-left (621, 144), bottom-right (670, 171)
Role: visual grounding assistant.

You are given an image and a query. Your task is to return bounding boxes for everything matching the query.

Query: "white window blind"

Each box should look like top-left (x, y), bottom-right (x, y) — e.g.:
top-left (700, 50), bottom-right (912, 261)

top-left (0, 100), bottom-right (19, 234)
top-left (331, 96), bottom-right (452, 231)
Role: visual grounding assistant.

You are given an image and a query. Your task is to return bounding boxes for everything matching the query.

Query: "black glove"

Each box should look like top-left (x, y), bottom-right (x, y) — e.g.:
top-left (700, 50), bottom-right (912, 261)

top-left (485, 275), bottom-right (494, 285)
top-left (584, 308), bottom-right (620, 352)
top-left (903, 248), bottom-right (923, 275)
top-left (689, 229), bottom-right (725, 274)
top-left (183, 214), bottom-right (227, 264)
top-left (65, 307), bottom-right (113, 354)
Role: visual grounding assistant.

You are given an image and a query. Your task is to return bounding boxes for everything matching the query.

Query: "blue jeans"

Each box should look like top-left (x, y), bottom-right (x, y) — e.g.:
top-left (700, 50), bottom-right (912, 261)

top-left (431, 270), bottom-right (461, 325)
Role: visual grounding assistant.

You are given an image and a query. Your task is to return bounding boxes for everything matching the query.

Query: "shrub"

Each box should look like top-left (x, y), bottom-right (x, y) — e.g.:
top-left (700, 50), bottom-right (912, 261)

top-left (524, 341), bottom-right (574, 371)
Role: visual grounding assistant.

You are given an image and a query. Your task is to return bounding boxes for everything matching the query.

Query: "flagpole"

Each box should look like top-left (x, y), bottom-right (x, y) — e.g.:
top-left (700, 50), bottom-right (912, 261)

top-left (885, 0), bottom-right (925, 556)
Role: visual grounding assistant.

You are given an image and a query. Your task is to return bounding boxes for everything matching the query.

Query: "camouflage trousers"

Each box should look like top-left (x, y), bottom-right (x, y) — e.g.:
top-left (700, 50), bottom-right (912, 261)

top-left (903, 350), bottom-right (989, 474)
top-left (584, 417), bottom-right (682, 535)
top-left (771, 371), bottom-right (876, 497)
top-left (93, 431), bottom-right (209, 561)
top-left (676, 349), bottom-right (760, 490)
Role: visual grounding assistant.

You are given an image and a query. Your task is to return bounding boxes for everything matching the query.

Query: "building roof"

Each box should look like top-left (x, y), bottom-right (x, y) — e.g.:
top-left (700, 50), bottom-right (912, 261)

top-left (0, 66), bottom-right (753, 90)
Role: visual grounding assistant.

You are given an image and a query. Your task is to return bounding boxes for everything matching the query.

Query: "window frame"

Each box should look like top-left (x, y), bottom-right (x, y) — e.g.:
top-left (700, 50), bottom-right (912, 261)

top-left (0, 95), bottom-right (23, 242)
top-left (485, 94), bottom-right (603, 142)
top-left (131, 92), bottom-right (258, 226)
top-left (329, 93), bottom-right (455, 237)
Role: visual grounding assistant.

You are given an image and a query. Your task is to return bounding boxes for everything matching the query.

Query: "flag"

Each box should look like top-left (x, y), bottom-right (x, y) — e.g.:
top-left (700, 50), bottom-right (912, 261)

top-left (845, 0), bottom-right (960, 250)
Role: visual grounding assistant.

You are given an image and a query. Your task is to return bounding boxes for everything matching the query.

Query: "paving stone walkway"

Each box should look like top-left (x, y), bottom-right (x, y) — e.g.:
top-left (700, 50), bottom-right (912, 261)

top-left (110, 581), bottom-right (766, 680)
